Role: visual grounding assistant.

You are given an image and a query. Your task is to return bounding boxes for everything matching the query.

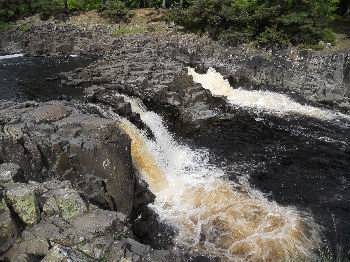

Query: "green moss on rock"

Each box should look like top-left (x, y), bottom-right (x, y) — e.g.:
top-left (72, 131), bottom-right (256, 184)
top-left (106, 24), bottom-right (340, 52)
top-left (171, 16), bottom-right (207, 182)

top-left (5, 184), bottom-right (40, 226)
top-left (55, 190), bottom-right (87, 221)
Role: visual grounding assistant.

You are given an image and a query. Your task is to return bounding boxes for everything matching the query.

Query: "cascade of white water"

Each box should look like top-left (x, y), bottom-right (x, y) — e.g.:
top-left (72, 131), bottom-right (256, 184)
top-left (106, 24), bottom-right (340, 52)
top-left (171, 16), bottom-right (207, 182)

top-left (115, 96), bottom-right (321, 262)
top-left (188, 67), bottom-right (349, 122)
top-left (0, 54), bottom-right (24, 60)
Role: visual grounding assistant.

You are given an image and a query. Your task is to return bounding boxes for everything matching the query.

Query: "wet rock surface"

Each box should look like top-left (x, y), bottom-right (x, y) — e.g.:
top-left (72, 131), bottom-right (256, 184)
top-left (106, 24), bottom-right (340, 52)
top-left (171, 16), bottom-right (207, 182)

top-left (0, 101), bottom-right (135, 214)
top-left (1, 18), bottom-right (350, 260)
top-left (0, 100), bottom-right (191, 261)
top-left (1, 21), bottom-right (349, 112)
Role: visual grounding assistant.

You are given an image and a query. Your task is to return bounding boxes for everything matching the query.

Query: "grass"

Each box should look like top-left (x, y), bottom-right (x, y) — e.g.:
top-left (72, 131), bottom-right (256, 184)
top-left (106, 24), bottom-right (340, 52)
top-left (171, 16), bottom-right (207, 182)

top-left (0, 22), bottom-right (13, 31)
top-left (112, 25), bottom-right (147, 36)
top-left (17, 23), bottom-right (32, 32)
top-left (0, 21), bottom-right (32, 32)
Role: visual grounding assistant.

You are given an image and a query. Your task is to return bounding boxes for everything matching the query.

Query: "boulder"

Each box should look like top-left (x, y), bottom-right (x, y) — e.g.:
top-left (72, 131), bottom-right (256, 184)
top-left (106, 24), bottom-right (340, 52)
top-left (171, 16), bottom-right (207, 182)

top-left (0, 162), bottom-right (23, 184)
top-left (7, 221), bottom-right (59, 257)
top-left (58, 208), bottom-right (123, 247)
top-left (5, 183), bottom-right (40, 226)
top-left (41, 245), bottom-right (94, 262)
top-left (0, 198), bottom-right (18, 253)
top-left (53, 189), bottom-right (87, 221)
top-left (0, 101), bottom-right (137, 215)
top-left (2, 179), bottom-right (135, 261)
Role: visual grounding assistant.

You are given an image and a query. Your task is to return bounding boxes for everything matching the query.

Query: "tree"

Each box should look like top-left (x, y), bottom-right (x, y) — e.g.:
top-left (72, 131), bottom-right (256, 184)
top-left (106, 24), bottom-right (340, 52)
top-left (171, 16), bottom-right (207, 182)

top-left (64, 0), bottom-right (68, 12)
top-left (169, 0), bottom-right (340, 46)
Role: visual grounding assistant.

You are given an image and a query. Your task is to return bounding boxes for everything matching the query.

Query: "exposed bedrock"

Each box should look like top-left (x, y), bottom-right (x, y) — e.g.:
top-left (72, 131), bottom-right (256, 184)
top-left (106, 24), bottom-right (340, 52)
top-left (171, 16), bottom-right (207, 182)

top-left (0, 177), bottom-right (180, 261)
top-left (0, 101), bottom-right (136, 215)
top-left (1, 20), bottom-right (350, 260)
top-left (0, 101), bottom-right (184, 261)
top-left (1, 21), bottom-right (349, 112)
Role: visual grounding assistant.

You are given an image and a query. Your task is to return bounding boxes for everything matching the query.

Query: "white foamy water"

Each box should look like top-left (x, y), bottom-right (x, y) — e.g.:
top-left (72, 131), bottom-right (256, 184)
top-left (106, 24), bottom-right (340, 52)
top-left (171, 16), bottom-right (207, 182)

top-left (117, 96), bottom-right (322, 262)
top-left (188, 67), bottom-right (348, 121)
top-left (0, 54), bottom-right (24, 60)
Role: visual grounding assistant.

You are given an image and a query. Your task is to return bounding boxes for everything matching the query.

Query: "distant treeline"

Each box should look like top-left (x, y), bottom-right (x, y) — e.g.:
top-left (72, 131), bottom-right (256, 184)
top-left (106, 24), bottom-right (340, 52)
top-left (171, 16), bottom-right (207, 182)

top-left (169, 0), bottom-right (350, 48)
top-left (0, 0), bottom-right (174, 21)
top-left (0, 0), bottom-right (349, 47)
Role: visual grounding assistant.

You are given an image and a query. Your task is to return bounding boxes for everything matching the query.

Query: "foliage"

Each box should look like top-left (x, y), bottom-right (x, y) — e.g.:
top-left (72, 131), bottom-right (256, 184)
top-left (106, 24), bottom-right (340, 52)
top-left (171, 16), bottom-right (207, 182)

top-left (169, 0), bottom-right (341, 47)
top-left (99, 0), bottom-right (129, 22)
top-left (0, 0), bottom-right (31, 21)
top-left (0, 22), bottom-right (13, 31)
top-left (31, 0), bottom-right (65, 20)
top-left (0, 0), bottom-right (348, 48)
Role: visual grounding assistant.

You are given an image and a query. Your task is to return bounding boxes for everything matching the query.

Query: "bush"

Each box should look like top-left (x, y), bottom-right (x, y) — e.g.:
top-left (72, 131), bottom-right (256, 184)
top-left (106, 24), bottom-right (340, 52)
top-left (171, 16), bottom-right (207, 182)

top-left (256, 27), bottom-right (290, 48)
top-left (0, 0), bottom-right (66, 21)
top-left (0, 21), bottom-right (13, 31)
top-left (68, 0), bottom-right (101, 11)
top-left (31, 0), bottom-right (65, 20)
top-left (99, 0), bottom-right (129, 22)
top-left (0, 1), bottom-right (31, 21)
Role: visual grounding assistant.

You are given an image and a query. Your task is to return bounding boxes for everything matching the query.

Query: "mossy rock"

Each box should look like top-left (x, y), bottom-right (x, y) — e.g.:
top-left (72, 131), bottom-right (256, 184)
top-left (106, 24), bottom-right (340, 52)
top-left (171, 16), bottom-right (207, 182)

top-left (5, 184), bottom-right (40, 226)
top-left (43, 196), bottom-right (60, 217)
top-left (55, 189), bottom-right (87, 221)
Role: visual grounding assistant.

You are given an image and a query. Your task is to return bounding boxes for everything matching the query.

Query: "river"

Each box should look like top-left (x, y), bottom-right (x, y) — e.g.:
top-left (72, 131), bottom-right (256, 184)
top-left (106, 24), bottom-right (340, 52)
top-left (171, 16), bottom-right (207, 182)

top-left (1, 55), bottom-right (349, 261)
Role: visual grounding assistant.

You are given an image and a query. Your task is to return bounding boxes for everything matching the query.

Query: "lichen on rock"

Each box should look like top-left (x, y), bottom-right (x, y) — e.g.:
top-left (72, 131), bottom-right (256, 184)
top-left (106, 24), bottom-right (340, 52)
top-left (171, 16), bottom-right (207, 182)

top-left (53, 189), bottom-right (88, 221)
top-left (5, 183), bottom-right (40, 226)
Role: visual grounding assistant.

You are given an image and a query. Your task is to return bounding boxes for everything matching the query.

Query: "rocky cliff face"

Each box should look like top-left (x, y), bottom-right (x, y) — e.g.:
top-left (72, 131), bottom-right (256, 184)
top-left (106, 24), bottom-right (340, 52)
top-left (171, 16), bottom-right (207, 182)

top-left (0, 101), bottom-right (183, 261)
top-left (0, 101), bottom-right (135, 214)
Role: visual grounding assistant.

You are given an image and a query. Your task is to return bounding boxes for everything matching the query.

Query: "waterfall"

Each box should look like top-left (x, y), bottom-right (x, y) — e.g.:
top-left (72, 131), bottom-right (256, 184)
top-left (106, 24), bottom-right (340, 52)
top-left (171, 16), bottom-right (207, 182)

top-left (116, 95), bottom-right (322, 262)
top-left (188, 67), bottom-right (349, 122)
top-left (0, 54), bottom-right (24, 60)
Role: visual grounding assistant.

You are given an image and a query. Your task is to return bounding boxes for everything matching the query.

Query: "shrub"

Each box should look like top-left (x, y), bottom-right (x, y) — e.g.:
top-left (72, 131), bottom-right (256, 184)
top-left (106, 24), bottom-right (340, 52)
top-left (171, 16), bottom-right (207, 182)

top-left (0, 21), bottom-right (13, 31)
top-left (31, 0), bottom-right (65, 20)
top-left (99, 0), bottom-right (129, 22)
top-left (256, 27), bottom-right (290, 48)
top-left (0, 1), bottom-right (31, 21)
top-left (67, 0), bottom-right (101, 11)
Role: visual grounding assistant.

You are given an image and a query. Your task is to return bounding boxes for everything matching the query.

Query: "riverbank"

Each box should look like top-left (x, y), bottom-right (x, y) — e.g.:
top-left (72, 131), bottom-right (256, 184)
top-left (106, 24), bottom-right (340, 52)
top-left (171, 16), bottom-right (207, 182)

top-left (0, 11), bottom-right (350, 261)
top-left (1, 11), bottom-right (349, 112)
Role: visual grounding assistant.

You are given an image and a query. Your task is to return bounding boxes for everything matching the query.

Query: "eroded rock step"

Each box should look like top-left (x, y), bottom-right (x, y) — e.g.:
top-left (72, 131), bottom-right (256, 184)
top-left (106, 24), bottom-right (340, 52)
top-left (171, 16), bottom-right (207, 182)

top-left (0, 101), bottom-right (193, 262)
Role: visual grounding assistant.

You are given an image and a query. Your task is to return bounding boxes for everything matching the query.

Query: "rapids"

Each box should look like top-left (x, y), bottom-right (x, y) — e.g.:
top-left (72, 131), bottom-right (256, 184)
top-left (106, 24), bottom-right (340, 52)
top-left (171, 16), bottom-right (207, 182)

top-left (2, 55), bottom-right (349, 261)
top-left (188, 67), bottom-right (349, 122)
top-left (118, 97), bottom-right (321, 262)
top-left (0, 54), bottom-right (24, 60)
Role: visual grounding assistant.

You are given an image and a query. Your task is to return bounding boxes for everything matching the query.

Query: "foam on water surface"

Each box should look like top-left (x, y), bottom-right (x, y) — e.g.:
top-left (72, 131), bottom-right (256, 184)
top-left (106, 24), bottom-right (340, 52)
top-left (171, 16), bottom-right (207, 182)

top-left (0, 54), bottom-right (24, 60)
top-left (118, 96), bottom-right (322, 262)
top-left (188, 67), bottom-right (349, 121)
